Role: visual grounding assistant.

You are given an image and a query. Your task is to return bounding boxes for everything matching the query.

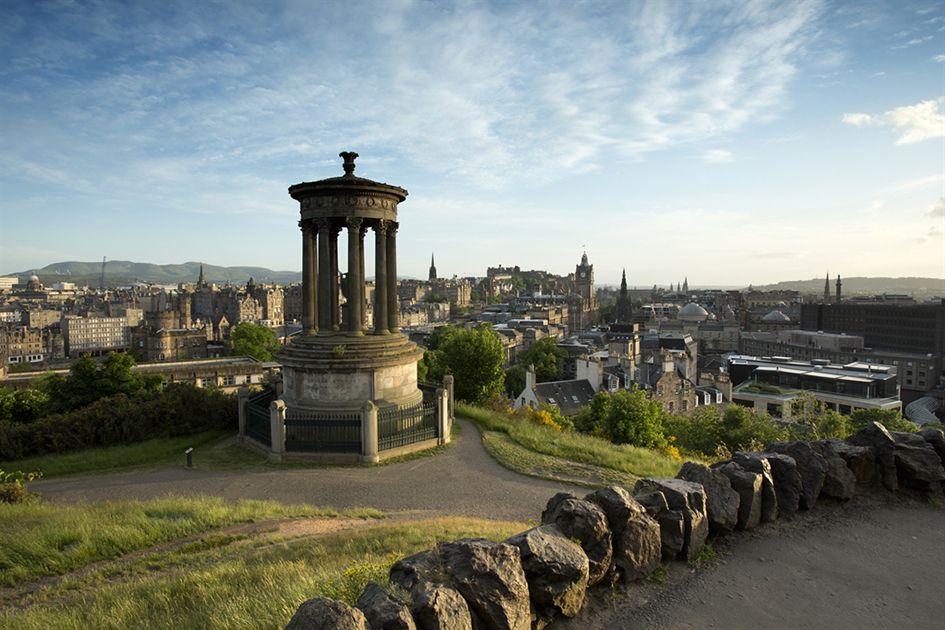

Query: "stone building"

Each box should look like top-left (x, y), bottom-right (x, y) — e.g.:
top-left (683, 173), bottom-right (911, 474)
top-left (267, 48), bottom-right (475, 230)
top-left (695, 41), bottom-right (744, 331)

top-left (0, 325), bottom-right (45, 365)
top-left (570, 251), bottom-right (597, 330)
top-left (61, 315), bottom-right (130, 357)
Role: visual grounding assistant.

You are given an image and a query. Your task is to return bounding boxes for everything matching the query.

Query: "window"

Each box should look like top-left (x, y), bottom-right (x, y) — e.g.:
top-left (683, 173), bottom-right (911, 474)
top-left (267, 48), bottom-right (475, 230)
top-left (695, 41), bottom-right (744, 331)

top-left (222, 375), bottom-right (235, 387)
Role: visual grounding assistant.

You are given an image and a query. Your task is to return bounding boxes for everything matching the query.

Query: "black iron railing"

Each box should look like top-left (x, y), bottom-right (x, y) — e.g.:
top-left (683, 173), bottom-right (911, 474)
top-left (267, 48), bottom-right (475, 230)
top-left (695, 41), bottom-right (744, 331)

top-left (284, 409), bottom-right (361, 453)
top-left (378, 401), bottom-right (437, 451)
top-left (245, 389), bottom-right (275, 447)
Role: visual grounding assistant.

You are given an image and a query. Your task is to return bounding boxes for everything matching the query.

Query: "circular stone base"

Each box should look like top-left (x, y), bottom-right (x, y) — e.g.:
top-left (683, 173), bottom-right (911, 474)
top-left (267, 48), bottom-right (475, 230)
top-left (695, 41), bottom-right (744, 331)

top-left (277, 332), bottom-right (425, 412)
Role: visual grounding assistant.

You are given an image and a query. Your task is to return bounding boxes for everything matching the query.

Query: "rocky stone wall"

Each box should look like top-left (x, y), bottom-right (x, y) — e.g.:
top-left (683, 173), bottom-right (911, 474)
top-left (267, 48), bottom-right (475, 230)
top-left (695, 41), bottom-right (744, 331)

top-left (284, 421), bottom-right (945, 629)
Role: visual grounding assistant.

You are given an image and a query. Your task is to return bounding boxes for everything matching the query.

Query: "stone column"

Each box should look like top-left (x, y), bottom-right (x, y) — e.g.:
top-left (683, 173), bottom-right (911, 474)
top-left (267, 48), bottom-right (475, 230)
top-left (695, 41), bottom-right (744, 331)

top-left (346, 217), bottom-right (364, 335)
top-left (386, 222), bottom-right (399, 333)
top-left (330, 225), bottom-right (340, 330)
top-left (316, 219), bottom-right (332, 333)
top-left (359, 224), bottom-right (367, 329)
top-left (301, 221), bottom-right (317, 335)
top-left (361, 400), bottom-right (379, 463)
top-left (374, 221), bottom-right (389, 334)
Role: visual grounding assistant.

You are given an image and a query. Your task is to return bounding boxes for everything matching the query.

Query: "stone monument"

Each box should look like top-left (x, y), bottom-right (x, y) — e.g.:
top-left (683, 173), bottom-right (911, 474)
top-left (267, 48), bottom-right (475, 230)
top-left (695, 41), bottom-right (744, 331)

top-left (278, 152), bottom-right (425, 416)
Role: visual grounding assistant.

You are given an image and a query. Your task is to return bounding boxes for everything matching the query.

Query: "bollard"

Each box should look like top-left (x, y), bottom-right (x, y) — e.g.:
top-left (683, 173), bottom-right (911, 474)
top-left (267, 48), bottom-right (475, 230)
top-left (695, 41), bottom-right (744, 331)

top-left (185, 447), bottom-right (194, 468)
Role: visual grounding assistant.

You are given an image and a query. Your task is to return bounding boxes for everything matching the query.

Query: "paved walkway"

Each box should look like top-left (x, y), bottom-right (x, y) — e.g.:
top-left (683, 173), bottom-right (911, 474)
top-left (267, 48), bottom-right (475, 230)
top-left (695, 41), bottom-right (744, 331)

top-left (32, 419), bottom-right (580, 522)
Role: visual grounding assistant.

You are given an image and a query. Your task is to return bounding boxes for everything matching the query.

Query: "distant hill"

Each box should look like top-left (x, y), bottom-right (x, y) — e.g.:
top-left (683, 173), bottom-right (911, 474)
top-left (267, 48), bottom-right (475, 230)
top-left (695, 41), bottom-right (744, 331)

top-left (750, 277), bottom-right (945, 298)
top-left (4, 261), bottom-right (301, 287)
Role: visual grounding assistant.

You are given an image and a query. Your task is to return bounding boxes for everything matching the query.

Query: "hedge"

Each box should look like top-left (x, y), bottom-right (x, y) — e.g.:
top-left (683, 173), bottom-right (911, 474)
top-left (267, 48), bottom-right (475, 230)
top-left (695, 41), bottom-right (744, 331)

top-left (0, 385), bottom-right (236, 461)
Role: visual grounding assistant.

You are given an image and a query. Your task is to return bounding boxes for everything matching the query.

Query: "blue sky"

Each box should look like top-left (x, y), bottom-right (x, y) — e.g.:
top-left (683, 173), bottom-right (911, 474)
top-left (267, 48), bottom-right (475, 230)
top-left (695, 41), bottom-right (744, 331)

top-left (1, 0), bottom-right (943, 286)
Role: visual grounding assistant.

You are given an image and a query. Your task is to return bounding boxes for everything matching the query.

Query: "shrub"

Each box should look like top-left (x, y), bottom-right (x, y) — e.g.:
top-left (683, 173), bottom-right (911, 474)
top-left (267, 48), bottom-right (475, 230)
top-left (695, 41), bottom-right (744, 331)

top-left (0, 385), bottom-right (236, 461)
top-left (0, 469), bottom-right (42, 503)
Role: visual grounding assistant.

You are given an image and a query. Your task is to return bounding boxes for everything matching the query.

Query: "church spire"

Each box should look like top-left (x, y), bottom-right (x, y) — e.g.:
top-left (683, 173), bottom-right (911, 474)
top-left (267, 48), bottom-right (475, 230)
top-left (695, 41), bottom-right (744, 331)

top-left (824, 271), bottom-right (830, 303)
top-left (198, 263), bottom-right (205, 287)
top-left (835, 274), bottom-right (842, 304)
top-left (428, 253), bottom-right (437, 281)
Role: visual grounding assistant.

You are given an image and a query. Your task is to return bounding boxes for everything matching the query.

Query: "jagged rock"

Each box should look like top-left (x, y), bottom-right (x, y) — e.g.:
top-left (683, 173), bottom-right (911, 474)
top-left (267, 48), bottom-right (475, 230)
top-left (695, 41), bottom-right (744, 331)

top-left (634, 491), bottom-right (669, 516)
top-left (585, 486), bottom-right (660, 581)
top-left (507, 525), bottom-right (588, 620)
top-left (734, 452), bottom-right (801, 517)
top-left (919, 427), bottom-right (945, 471)
top-left (677, 462), bottom-right (740, 534)
top-left (356, 582), bottom-right (416, 630)
top-left (767, 442), bottom-right (827, 509)
top-left (890, 431), bottom-right (945, 490)
top-left (634, 478), bottom-right (708, 562)
top-left (390, 550), bottom-right (443, 592)
top-left (410, 582), bottom-right (472, 630)
top-left (713, 461), bottom-right (763, 529)
top-left (848, 422), bottom-right (898, 491)
top-left (540, 492), bottom-right (579, 522)
top-left (286, 597), bottom-right (369, 630)
top-left (438, 538), bottom-right (530, 630)
top-left (809, 441), bottom-right (857, 500)
top-left (540, 495), bottom-right (613, 586)
top-left (725, 454), bottom-right (778, 522)
top-left (830, 441), bottom-right (876, 487)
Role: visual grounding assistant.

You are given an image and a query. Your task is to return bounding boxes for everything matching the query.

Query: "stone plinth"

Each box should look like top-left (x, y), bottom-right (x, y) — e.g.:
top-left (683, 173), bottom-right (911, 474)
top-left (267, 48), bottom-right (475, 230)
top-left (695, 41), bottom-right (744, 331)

top-left (279, 333), bottom-right (424, 413)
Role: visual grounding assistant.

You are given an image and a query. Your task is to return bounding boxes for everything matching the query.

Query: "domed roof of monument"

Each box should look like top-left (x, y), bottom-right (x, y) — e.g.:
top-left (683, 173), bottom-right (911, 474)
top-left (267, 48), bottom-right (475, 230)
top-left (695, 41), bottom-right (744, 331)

top-left (678, 302), bottom-right (709, 321)
top-left (29, 273), bottom-right (39, 283)
top-left (288, 151), bottom-right (407, 201)
top-left (763, 309), bottom-right (791, 322)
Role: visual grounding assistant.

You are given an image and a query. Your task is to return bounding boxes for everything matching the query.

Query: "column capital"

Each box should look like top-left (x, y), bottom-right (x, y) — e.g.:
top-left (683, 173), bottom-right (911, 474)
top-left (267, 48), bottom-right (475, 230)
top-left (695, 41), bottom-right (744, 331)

top-left (346, 216), bottom-right (363, 230)
top-left (387, 221), bottom-right (399, 235)
top-left (298, 220), bottom-right (314, 234)
top-left (374, 219), bottom-right (389, 235)
top-left (315, 217), bottom-right (331, 232)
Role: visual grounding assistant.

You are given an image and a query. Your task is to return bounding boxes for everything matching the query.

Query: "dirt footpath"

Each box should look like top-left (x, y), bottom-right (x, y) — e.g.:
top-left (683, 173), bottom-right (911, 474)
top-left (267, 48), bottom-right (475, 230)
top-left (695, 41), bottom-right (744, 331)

top-left (563, 494), bottom-right (945, 629)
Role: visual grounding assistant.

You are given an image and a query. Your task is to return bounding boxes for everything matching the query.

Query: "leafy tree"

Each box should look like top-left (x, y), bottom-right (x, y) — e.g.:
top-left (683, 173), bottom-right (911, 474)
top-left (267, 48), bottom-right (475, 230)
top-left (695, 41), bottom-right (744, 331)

top-left (517, 337), bottom-right (566, 383)
top-left (849, 408), bottom-right (919, 434)
top-left (505, 365), bottom-right (526, 398)
top-left (663, 406), bottom-right (724, 456)
top-left (788, 393), bottom-right (850, 440)
top-left (424, 325), bottom-right (505, 403)
top-left (230, 322), bottom-right (281, 361)
top-left (719, 404), bottom-right (789, 452)
top-left (42, 353), bottom-right (161, 414)
top-left (575, 388), bottom-right (666, 448)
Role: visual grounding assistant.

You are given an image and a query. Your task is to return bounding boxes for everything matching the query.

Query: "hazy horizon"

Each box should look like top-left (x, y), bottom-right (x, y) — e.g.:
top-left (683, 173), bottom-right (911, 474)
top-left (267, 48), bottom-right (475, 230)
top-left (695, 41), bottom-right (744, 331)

top-left (1, 0), bottom-right (943, 285)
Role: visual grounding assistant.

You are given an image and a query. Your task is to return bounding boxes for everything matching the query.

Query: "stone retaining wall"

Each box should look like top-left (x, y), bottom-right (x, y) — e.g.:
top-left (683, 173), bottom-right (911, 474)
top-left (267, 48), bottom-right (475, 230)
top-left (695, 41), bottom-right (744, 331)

top-left (284, 421), bottom-right (945, 629)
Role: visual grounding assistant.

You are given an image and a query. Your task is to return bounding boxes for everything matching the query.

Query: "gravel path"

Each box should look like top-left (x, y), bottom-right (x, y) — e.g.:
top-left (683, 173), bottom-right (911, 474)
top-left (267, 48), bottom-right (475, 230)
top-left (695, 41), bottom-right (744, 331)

top-left (31, 419), bottom-right (579, 522)
top-left (560, 494), bottom-right (945, 629)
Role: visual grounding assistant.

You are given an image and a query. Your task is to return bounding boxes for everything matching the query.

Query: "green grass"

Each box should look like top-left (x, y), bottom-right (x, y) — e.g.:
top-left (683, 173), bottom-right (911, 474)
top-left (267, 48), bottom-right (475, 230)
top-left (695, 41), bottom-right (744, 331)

top-left (458, 402), bottom-right (681, 479)
top-left (0, 494), bottom-right (382, 587)
top-left (481, 431), bottom-right (641, 488)
top-left (0, 514), bottom-right (524, 630)
top-left (0, 431), bottom-right (232, 478)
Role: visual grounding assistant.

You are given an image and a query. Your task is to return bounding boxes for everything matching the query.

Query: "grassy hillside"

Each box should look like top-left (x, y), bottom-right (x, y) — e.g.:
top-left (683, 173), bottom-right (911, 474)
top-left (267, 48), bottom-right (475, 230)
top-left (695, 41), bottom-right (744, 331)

top-left (5, 260), bottom-right (301, 287)
top-left (750, 276), bottom-right (944, 298)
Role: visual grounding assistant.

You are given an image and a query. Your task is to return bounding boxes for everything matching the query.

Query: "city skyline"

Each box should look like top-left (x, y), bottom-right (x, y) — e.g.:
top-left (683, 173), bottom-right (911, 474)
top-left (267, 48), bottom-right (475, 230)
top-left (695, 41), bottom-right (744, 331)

top-left (1, 0), bottom-right (944, 286)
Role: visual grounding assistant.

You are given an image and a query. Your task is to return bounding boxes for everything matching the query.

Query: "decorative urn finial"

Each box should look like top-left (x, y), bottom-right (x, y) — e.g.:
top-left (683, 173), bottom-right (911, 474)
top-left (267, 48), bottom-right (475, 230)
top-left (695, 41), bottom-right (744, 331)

top-left (339, 151), bottom-right (359, 176)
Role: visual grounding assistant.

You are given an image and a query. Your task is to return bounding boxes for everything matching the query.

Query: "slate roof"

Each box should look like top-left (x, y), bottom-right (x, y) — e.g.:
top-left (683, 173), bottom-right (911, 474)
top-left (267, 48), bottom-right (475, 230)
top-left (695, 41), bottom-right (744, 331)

top-left (532, 379), bottom-right (597, 416)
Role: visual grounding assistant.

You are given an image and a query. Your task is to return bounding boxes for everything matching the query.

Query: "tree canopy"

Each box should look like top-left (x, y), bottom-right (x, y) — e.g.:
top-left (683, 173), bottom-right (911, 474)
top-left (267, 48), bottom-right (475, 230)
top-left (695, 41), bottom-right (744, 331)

top-left (423, 324), bottom-right (505, 403)
top-left (516, 337), bottom-right (566, 383)
top-left (230, 322), bottom-right (281, 361)
top-left (575, 388), bottom-right (667, 448)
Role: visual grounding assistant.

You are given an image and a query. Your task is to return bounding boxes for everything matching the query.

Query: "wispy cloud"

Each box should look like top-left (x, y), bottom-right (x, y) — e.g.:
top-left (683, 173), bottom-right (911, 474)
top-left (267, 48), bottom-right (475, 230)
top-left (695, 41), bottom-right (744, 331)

top-left (0, 0), bottom-right (822, 190)
top-left (842, 98), bottom-right (945, 144)
top-left (934, 54), bottom-right (945, 62)
top-left (702, 149), bottom-right (734, 163)
top-left (931, 198), bottom-right (945, 218)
